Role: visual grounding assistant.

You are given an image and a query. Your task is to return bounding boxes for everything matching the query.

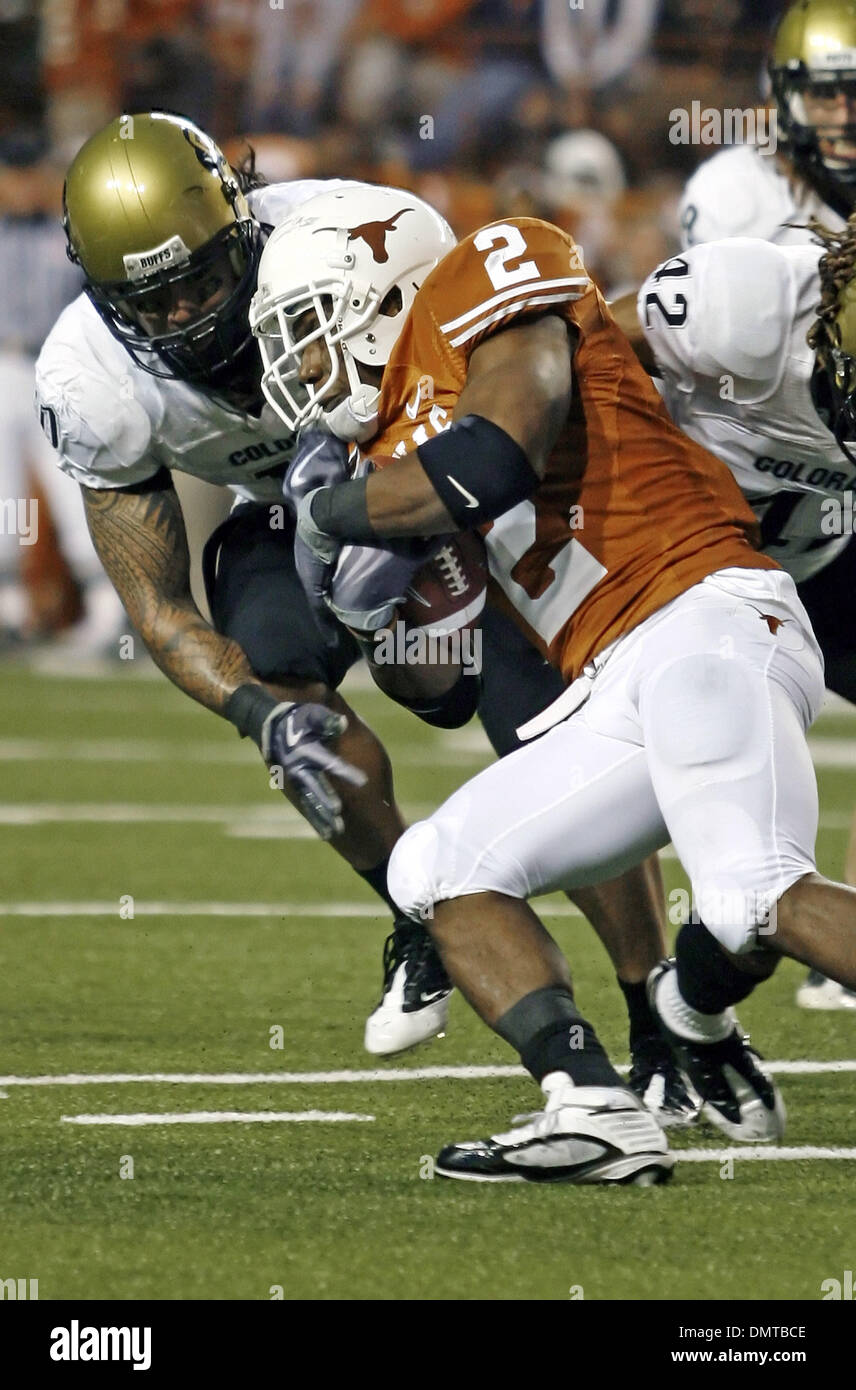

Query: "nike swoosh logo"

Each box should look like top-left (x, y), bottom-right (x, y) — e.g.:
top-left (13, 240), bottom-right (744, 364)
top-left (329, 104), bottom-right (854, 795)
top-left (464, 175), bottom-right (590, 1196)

top-left (405, 387), bottom-right (422, 420)
top-left (419, 989), bottom-right (448, 1004)
top-left (403, 586), bottom-right (432, 608)
top-left (446, 475), bottom-right (479, 508)
top-left (289, 441), bottom-right (327, 492)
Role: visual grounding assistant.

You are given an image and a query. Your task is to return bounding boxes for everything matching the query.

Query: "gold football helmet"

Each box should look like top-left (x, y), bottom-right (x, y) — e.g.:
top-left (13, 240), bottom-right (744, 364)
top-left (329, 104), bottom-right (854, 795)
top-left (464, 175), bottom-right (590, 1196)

top-left (771, 0), bottom-right (856, 192)
top-left (63, 111), bottom-right (263, 385)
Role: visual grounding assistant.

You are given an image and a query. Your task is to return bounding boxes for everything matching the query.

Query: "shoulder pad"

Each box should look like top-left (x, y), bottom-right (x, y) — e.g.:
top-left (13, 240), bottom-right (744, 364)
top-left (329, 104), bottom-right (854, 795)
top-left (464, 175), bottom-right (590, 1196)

top-left (639, 239), bottom-right (796, 394)
top-left (680, 147), bottom-right (791, 247)
top-left (36, 310), bottom-right (155, 488)
top-left (689, 239), bottom-right (796, 381)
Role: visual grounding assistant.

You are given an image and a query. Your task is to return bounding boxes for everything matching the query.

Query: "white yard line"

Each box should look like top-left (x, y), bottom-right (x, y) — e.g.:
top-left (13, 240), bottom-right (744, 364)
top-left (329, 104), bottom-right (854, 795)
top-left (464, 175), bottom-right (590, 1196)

top-left (1, 1066), bottom-right (527, 1087)
top-left (61, 1110), bottom-right (375, 1126)
top-left (677, 1146), bottom-right (856, 1162)
top-left (1, 1061), bottom-right (854, 1088)
top-left (0, 805), bottom-right (301, 826)
top-left (0, 898), bottom-right (581, 918)
top-left (0, 802), bottom-right (850, 834)
top-left (0, 733), bottom-right (853, 766)
top-left (0, 739), bottom-right (487, 767)
top-left (0, 900), bottom-right (385, 918)
top-left (0, 739), bottom-right (251, 763)
top-left (808, 738), bottom-right (856, 768)
top-left (0, 805), bottom-right (452, 832)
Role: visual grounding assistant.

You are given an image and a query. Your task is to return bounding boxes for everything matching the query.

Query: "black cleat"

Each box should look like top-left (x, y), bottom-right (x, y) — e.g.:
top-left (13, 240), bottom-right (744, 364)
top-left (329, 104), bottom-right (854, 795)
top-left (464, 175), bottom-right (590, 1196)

top-left (364, 918), bottom-right (452, 1056)
top-left (648, 960), bottom-right (785, 1142)
top-left (628, 1035), bottom-right (700, 1128)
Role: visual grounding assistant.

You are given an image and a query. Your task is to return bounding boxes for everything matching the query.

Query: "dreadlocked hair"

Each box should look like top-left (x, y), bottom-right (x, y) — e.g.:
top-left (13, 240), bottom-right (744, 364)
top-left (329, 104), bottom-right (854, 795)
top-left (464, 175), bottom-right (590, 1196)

top-left (806, 213), bottom-right (856, 354)
top-left (233, 144), bottom-right (268, 194)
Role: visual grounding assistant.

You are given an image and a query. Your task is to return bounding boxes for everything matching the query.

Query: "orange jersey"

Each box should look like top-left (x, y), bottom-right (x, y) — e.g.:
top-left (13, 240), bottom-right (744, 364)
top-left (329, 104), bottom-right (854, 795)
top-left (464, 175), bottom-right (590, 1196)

top-left (367, 218), bottom-right (780, 681)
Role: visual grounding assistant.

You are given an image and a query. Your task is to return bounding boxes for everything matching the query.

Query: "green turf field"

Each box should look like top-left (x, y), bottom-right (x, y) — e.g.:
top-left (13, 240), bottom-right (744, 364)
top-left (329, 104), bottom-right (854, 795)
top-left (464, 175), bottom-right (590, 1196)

top-left (1, 663), bottom-right (855, 1301)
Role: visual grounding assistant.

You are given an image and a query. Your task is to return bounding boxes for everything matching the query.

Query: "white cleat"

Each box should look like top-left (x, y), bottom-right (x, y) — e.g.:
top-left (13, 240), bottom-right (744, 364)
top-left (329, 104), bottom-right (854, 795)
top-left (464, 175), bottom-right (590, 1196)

top-left (364, 920), bottom-right (452, 1056)
top-left (795, 971), bottom-right (856, 1011)
top-left (435, 1075), bottom-right (674, 1185)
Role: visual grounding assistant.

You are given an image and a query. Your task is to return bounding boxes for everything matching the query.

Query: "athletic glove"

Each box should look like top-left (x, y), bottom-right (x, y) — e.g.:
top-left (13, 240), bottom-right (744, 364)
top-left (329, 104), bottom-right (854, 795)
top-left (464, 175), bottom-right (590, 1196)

top-left (283, 430), bottom-right (350, 513)
top-left (327, 539), bottom-right (439, 633)
top-left (225, 685), bottom-right (367, 842)
top-left (287, 431), bottom-right (354, 638)
top-left (294, 486), bottom-right (342, 631)
top-left (262, 700), bottom-right (367, 842)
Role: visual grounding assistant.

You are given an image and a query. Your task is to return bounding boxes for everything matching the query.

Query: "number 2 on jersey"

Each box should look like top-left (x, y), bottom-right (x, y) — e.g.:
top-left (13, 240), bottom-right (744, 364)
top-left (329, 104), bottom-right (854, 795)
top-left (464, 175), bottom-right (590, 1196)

top-left (474, 224), bottom-right (540, 291)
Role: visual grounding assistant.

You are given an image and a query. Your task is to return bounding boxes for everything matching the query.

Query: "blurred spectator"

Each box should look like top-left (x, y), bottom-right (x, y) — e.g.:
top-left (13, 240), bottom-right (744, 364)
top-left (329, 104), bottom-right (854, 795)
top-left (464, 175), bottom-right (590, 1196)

top-left (339, 1), bottom-right (472, 142)
top-left (598, 178), bottom-right (683, 296)
top-left (0, 3), bottom-right (44, 136)
top-left (407, 0), bottom-right (549, 170)
top-left (243, 0), bottom-right (363, 136)
top-left (340, 0), bottom-right (551, 171)
top-left (731, 0), bottom-right (785, 61)
top-left (543, 129), bottom-right (627, 207)
top-left (542, 0), bottom-right (661, 125)
top-left (0, 137), bottom-right (124, 652)
top-left (121, 29), bottom-right (217, 131)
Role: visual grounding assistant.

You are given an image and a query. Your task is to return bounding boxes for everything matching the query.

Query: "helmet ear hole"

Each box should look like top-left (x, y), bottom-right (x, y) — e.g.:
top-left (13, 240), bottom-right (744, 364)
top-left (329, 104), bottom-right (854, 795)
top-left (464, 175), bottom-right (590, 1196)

top-left (378, 285), bottom-right (403, 317)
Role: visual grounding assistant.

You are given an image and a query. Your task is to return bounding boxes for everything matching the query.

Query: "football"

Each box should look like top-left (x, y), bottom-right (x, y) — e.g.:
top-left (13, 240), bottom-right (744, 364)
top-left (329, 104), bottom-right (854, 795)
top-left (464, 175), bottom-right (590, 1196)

top-left (361, 452), bottom-right (489, 637)
top-left (398, 530), bottom-right (488, 637)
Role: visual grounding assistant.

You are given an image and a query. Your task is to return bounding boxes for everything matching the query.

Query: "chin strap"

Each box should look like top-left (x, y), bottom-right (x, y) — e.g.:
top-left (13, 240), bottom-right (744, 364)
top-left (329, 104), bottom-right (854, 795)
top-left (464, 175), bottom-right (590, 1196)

top-left (792, 147), bottom-right (856, 222)
top-left (320, 385), bottom-right (381, 443)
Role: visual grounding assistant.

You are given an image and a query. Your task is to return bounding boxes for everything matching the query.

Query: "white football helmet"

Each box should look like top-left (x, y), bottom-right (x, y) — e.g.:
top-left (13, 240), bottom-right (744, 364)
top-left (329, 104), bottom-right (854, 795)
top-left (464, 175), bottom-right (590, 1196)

top-left (250, 184), bottom-right (455, 440)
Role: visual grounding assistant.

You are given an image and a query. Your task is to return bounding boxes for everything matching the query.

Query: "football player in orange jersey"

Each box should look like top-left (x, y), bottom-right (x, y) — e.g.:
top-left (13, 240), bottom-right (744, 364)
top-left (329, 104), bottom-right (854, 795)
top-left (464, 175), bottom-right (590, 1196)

top-left (50, 120), bottom-right (688, 1117)
top-left (253, 186), bottom-right (856, 1183)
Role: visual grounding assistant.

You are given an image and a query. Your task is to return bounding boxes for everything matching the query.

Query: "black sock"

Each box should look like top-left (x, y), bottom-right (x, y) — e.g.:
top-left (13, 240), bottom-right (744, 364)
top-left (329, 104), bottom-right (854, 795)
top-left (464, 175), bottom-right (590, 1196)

top-left (676, 918), bottom-right (774, 1014)
top-left (357, 856), bottom-right (399, 916)
top-left (618, 977), bottom-right (658, 1051)
top-left (495, 986), bottom-right (624, 1088)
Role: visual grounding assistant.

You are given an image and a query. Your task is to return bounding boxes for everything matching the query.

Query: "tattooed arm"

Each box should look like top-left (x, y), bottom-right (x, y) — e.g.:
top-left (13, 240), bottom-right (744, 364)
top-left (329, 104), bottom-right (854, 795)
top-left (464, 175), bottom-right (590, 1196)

top-left (82, 477), bottom-right (375, 839)
top-left (81, 478), bottom-right (258, 715)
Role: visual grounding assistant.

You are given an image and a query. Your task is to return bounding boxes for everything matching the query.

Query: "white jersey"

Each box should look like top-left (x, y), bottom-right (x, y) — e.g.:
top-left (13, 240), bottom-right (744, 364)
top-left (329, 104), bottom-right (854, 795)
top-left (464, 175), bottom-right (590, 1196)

top-left (34, 181), bottom-right (349, 504)
top-left (679, 144), bottom-right (846, 250)
top-left (638, 238), bottom-right (854, 583)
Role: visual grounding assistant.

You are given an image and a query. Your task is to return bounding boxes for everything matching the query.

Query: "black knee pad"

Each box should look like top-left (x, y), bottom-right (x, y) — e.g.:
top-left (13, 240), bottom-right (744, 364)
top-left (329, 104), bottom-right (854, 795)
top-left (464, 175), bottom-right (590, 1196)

top-left (396, 668), bottom-right (481, 729)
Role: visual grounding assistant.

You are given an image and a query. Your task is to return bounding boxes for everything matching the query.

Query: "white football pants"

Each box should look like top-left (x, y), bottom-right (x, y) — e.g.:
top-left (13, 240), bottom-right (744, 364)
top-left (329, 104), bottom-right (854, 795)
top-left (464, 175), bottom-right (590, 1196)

top-left (388, 568), bottom-right (826, 954)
